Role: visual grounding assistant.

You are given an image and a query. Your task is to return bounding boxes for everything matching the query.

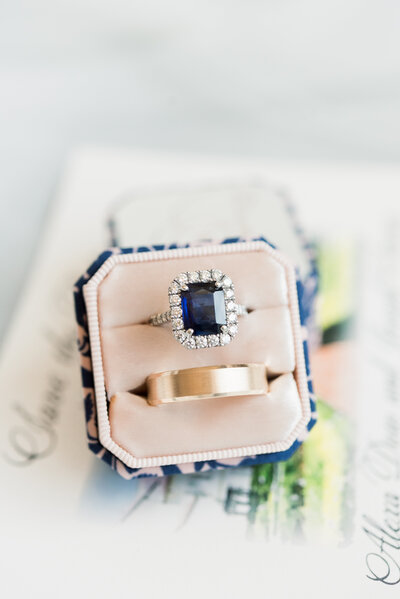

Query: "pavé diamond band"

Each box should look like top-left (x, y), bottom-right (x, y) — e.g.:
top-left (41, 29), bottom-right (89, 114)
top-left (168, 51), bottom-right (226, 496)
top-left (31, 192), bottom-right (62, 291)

top-left (146, 364), bottom-right (268, 406)
top-left (149, 269), bottom-right (248, 349)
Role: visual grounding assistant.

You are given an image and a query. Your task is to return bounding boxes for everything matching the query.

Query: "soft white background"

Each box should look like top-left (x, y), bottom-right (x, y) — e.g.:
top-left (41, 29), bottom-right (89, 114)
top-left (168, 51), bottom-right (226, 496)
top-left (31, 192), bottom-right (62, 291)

top-left (1, 0), bottom-right (400, 340)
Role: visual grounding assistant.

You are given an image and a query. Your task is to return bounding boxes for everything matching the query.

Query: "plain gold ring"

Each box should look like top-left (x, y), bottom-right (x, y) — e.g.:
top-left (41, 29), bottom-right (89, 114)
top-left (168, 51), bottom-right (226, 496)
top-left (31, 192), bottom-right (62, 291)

top-left (146, 363), bottom-right (269, 406)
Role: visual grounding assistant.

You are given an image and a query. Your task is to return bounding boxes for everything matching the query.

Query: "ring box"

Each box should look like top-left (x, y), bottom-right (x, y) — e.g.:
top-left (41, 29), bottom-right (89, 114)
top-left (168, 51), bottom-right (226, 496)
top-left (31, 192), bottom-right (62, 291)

top-left (74, 185), bottom-right (317, 478)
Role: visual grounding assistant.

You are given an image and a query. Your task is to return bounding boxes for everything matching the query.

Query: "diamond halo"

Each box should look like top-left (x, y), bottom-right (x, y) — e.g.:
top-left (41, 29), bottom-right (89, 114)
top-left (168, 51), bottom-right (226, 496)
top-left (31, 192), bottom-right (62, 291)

top-left (168, 269), bottom-right (241, 349)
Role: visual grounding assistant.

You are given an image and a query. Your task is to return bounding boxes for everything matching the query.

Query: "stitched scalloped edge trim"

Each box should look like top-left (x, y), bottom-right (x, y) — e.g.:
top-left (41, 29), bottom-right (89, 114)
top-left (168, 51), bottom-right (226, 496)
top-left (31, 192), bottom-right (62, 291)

top-left (83, 240), bottom-right (311, 468)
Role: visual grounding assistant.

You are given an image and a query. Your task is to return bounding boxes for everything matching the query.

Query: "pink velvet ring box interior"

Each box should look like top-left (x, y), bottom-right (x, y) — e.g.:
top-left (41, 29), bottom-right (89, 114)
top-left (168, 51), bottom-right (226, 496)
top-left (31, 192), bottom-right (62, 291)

top-left (75, 237), bottom-right (316, 479)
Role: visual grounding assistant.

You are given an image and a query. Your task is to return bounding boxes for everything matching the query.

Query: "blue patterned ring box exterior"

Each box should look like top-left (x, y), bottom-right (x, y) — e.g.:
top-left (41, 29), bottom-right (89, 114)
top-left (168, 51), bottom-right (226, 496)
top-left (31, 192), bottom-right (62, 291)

top-left (74, 236), bottom-right (317, 479)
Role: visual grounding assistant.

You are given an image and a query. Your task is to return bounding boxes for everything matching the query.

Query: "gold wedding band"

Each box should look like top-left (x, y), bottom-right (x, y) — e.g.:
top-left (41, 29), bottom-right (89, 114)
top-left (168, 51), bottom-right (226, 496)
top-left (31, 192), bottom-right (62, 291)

top-left (146, 364), bottom-right (268, 406)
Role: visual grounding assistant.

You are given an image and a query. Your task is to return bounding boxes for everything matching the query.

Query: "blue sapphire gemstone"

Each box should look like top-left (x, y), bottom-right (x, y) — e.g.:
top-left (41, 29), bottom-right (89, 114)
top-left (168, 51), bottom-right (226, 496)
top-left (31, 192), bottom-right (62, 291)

top-left (181, 282), bottom-right (226, 336)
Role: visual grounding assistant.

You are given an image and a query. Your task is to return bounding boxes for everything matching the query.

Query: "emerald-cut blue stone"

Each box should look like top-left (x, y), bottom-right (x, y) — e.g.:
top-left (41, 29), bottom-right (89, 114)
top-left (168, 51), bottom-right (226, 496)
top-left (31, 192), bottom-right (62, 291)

top-left (181, 282), bottom-right (226, 336)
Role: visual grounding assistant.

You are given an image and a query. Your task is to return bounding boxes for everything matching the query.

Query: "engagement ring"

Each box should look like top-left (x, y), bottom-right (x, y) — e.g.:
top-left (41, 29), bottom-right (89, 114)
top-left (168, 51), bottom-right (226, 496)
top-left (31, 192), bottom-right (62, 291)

top-left (149, 269), bottom-right (248, 349)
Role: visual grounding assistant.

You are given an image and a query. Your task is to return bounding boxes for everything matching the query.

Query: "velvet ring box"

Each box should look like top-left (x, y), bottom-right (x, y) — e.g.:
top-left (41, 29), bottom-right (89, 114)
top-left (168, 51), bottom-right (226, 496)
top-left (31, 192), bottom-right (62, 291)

top-left (74, 235), bottom-right (317, 479)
